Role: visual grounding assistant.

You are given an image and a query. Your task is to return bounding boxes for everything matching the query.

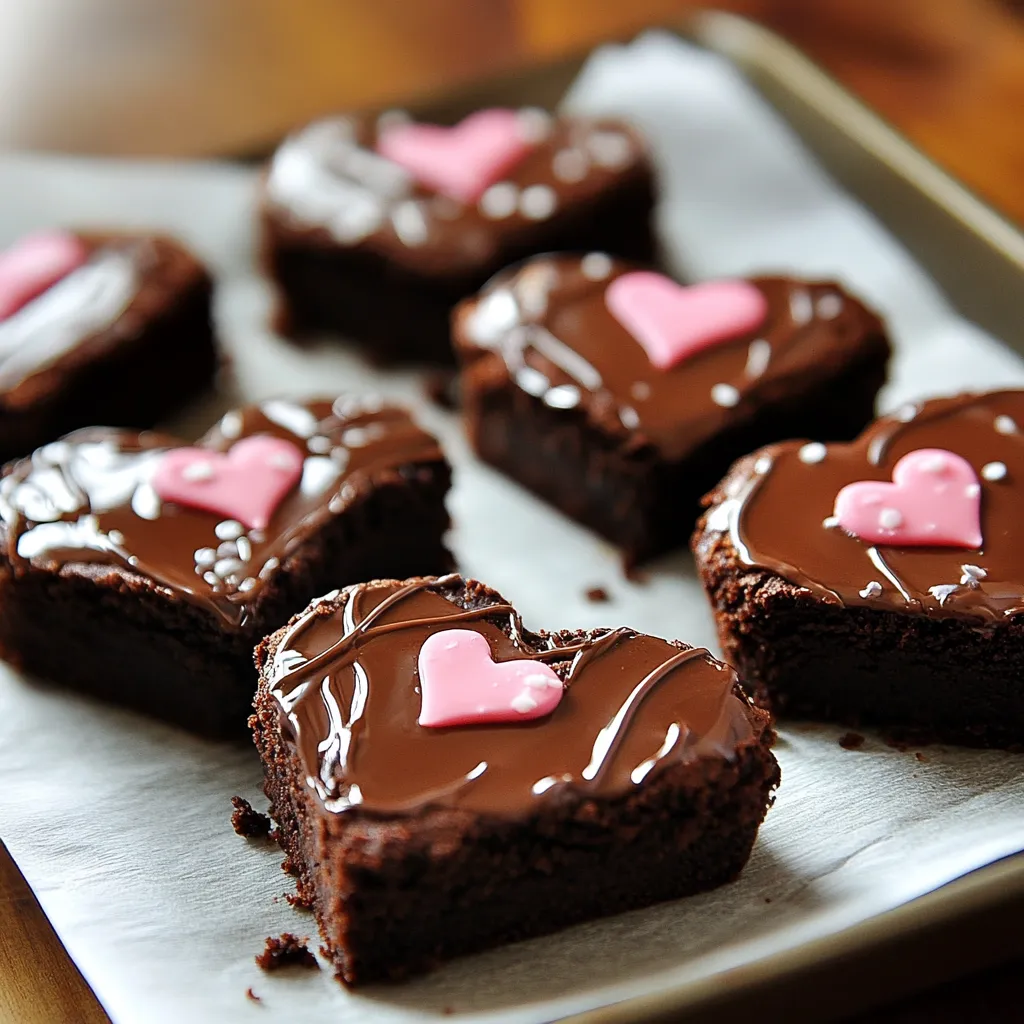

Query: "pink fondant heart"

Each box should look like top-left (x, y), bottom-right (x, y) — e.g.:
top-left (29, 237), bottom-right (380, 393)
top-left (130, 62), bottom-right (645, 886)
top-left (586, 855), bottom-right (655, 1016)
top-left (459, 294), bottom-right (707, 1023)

top-left (605, 273), bottom-right (768, 371)
top-left (834, 448), bottom-right (982, 548)
top-left (0, 231), bottom-right (87, 322)
top-left (418, 629), bottom-right (563, 728)
top-left (376, 109), bottom-right (532, 204)
top-left (152, 435), bottom-right (304, 531)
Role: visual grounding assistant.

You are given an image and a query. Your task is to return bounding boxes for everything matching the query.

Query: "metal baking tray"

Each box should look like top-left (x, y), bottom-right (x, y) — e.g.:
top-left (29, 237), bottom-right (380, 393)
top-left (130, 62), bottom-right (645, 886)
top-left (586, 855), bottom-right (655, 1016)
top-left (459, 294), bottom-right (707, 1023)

top-left (6, 11), bottom-right (1024, 1023)
top-left (412, 10), bottom-right (1024, 1022)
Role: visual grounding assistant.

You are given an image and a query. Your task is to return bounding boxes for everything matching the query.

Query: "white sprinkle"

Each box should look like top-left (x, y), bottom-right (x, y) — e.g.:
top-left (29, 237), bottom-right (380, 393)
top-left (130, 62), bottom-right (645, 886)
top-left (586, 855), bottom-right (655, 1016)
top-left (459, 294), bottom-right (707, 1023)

top-left (587, 131), bottom-right (633, 169)
top-left (267, 451), bottom-right (297, 471)
top-left (517, 107), bottom-right (552, 143)
top-left (215, 520), bottom-right (244, 541)
top-left (515, 366), bottom-right (548, 397)
top-left (960, 564), bottom-right (987, 586)
top-left (203, 571), bottom-right (219, 586)
top-left (391, 200), bottom-right (429, 246)
top-left (995, 415), bottom-right (1017, 434)
top-left (755, 456), bottom-right (773, 475)
top-left (859, 581), bottom-right (883, 598)
top-left (619, 406), bottom-right (640, 430)
top-left (510, 692), bottom-right (538, 714)
top-left (816, 293), bottom-right (844, 319)
top-left (216, 541), bottom-right (238, 558)
top-left (711, 383), bottom-right (740, 408)
top-left (895, 404), bottom-right (918, 423)
top-left (744, 339), bottom-right (771, 377)
top-left (238, 577), bottom-right (259, 593)
top-left (259, 557), bottom-right (280, 579)
top-left (308, 435), bottom-right (333, 455)
top-left (552, 148), bottom-right (588, 183)
top-left (799, 442), bottom-right (827, 464)
top-left (823, 515), bottom-right (840, 529)
top-left (465, 288), bottom-right (519, 346)
top-left (214, 557), bottom-right (245, 578)
top-left (235, 537), bottom-right (252, 562)
top-left (479, 182), bottom-right (519, 219)
top-left (929, 584), bottom-right (959, 604)
top-left (515, 262), bottom-right (557, 317)
top-left (543, 384), bottom-right (580, 409)
top-left (194, 547), bottom-right (216, 567)
top-left (218, 410), bottom-right (243, 439)
top-left (982, 461), bottom-right (1007, 481)
top-left (519, 184), bottom-right (557, 220)
top-left (181, 461), bottom-right (215, 482)
top-left (789, 288), bottom-right (814, 325)
top-left (107, 530), bottom-right (124, 546)
top-left (878, 507), bottom-right (903, 530)
top-left (524, 674), bottom-right (553, 690)
top-left (580, 252), bottom-right (613, 281)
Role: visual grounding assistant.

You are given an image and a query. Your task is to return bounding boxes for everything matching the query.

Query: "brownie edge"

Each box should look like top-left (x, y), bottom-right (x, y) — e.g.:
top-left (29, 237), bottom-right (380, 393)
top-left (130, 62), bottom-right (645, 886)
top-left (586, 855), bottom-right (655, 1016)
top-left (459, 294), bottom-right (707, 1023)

top-left (251, 575), bottom-right (779, 985)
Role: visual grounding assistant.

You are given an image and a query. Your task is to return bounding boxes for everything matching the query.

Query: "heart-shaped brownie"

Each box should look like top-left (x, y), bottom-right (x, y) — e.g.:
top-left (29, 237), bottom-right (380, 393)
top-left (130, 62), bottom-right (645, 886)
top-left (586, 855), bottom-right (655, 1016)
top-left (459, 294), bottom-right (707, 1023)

top-left (0, 397), bottom-right (450, 735)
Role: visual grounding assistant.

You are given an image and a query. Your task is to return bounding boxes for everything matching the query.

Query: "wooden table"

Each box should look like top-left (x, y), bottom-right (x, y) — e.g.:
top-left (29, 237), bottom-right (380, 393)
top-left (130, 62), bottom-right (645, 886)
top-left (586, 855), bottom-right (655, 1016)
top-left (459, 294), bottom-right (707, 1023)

top-left (2, 2), bottom-right (1023, 1021)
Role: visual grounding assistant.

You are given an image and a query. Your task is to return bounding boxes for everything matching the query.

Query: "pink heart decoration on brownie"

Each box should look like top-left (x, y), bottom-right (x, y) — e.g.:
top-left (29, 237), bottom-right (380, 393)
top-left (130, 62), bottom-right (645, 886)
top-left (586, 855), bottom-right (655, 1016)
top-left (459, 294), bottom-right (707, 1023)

top-left (152, 435), bottom-right (304, 531)
top-left (376, 109), bottom-right (532, 204)
top-left (605, 273), bottom-right (768, 371)
top-left (0, 231), bottom-right (87, 322)
top-left (833, 448), bottom-right (982, 548)
top-left (418, 629), bottom-right (563, 728)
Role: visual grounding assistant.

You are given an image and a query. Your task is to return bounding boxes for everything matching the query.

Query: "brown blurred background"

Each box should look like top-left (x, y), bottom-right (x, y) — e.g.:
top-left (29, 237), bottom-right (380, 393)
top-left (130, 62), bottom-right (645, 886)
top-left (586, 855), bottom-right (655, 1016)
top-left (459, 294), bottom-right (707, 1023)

top-left (0, 0), bottom-right (1021, 222)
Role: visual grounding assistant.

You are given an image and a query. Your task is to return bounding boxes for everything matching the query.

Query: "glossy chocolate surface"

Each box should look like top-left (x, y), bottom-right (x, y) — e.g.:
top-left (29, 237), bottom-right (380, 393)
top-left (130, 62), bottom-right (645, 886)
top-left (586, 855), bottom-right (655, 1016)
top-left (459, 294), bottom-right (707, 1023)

top-left (452, 255), bottom-right (885, 461)
top-left (0, 398), bottom-right (443, 629)
top-left (705, 390), bottom-right (1024, 622)
top-left (262, 111), bottom-right (649, 276)
top-left (0, 234), bottom-right (202, 405)
top-left (265, 575), bottom-right (758, 817)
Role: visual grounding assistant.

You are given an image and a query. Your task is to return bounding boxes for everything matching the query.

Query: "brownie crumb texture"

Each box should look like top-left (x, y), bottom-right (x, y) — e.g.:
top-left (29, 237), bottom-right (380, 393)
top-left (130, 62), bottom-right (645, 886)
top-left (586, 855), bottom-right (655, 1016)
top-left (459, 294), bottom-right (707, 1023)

top-left (285, 890), bottom-right (312, 910)
top-left (245, 987), bottom-right (261, 1003)
top-left (915, 751), bottom-right (930, 763)
top-left (584, 586), bottom-right (610, 603)
top-left (838, 732), bottom-right (865, 750)
top-left (255, 934), bottom-right (319, 972)
top-left (231, 796), bottom-right (274, 839)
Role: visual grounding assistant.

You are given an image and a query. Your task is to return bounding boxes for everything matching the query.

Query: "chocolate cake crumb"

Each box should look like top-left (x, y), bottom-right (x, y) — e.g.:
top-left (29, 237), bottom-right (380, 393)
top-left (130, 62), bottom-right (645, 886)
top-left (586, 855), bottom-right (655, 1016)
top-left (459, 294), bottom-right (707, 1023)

top-left (424, 371), bottom-right (460, 411)
top-left (231, 796), bottom-right (273, 839)
top-left (915, 751), bottom-right (930, 762)
top-left (584, 586), bottom-right (610, 603)
top-left (255, 934), bottom-right (318, 972)
top-left (838, 732), bottom-right (865, 750)
top-left (245, 987), bottom-right (261, 1003)
top-left (285, 891), bottom-right (312, 910)
top-left (764, 897), bottom-right (773, 904)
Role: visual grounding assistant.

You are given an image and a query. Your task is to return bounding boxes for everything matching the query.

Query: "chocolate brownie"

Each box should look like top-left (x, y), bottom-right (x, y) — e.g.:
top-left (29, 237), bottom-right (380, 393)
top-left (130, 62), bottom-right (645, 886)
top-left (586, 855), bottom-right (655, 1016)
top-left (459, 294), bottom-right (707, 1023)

top-left (693, 390), bottom-right (1024, 747)
top-left (452, 254), bottom-right (891, 565)
top-left (251, 573), bottom-right (779, 986)
top-left (0, 398), bottom-right (450, 737)
top-left (0, 229), bottom-right (217, 464)
top-left (259, 109), bottom-right (654, 363)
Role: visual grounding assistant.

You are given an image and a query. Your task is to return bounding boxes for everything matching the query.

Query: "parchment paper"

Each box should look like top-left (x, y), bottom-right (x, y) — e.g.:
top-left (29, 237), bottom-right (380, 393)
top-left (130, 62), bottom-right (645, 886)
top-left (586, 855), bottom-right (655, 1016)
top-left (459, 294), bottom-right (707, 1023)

top-left (2, 31), bottom-right (1023, 1023)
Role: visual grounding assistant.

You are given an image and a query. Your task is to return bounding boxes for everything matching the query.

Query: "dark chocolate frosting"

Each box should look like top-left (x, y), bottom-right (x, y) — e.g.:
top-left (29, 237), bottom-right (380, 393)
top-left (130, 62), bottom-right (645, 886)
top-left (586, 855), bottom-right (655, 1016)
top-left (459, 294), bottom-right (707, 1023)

top-left (0, 234), bottom-right (203, 405)
top-left (0, 398), bottom-right (443, 629)
top-left (264, 574), bottom-right (759, 817)
top-left (452, 254), bottom-right (887, 461)
top-left (702, 390), bottom-right (1024, 622)
top-left (262, 111), bottom-right (648, 275)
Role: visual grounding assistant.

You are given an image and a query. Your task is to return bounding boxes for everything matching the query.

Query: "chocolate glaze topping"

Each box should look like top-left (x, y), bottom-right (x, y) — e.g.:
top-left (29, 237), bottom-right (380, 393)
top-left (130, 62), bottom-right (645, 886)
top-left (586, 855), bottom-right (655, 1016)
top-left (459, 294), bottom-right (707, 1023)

top-left (452, 255), bottom-right (887, 461)
top-left (704, 390), bottom-right (1024, 622)
top-left (0, 398), bottom-right (442, 629)
top-left (0, 234), bottom-right (203, 406)
top-left (265, 574), bottom-right (758, 817)
top-left (263, 111), bottom-right (648, 276)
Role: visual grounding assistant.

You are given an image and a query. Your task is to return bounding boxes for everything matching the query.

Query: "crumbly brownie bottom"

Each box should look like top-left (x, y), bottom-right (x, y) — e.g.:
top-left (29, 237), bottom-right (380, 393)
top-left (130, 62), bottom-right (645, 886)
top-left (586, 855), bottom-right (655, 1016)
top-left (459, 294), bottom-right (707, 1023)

top-left (0, 480), bottom-right (450, 738)
top-left (252, 666), bottom-right (778, 986)
top-left (695, 533), bottom-right (1024, 748)
top-left (467, 350), bottom-right (886, 566)
top-left (0, 270), bottom-right (216, 466)
top-left (263, 175), bottom-right (655, 365)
